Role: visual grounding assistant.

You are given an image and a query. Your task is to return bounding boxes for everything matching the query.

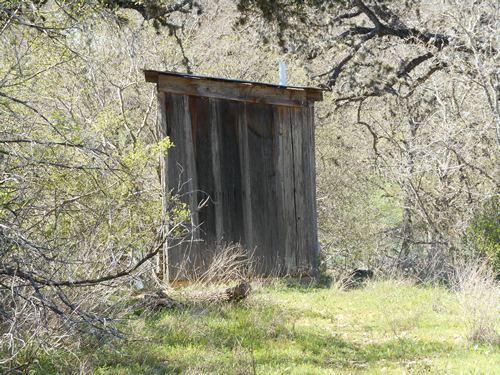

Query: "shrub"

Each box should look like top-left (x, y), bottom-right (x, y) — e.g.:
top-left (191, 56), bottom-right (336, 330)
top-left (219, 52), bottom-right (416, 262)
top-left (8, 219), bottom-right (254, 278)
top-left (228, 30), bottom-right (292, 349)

top-left (465, 197), bottom-right (500, 274)
top-left (453, 259), bottom-right (500, 345)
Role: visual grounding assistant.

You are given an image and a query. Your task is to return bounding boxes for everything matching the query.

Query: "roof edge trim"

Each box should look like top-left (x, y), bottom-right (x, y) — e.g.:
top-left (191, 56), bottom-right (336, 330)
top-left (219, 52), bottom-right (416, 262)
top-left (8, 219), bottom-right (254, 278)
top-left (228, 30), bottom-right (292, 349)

top-left (143, 69), bottom-right (323, 105)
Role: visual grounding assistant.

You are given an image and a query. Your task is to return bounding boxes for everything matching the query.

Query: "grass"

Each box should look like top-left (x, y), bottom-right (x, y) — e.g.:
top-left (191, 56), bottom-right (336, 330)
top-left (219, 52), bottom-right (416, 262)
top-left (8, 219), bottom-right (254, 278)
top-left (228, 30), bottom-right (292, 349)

top-left (34, 280), bottom-right (499, 374)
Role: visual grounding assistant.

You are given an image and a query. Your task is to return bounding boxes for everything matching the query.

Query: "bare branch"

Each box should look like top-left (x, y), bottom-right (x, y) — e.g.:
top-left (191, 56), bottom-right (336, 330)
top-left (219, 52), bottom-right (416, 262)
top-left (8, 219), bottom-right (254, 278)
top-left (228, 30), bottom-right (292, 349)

top-left (104, 0), bottom-right (199, 21)
top-left (397, 52), bottom-right (434, 78)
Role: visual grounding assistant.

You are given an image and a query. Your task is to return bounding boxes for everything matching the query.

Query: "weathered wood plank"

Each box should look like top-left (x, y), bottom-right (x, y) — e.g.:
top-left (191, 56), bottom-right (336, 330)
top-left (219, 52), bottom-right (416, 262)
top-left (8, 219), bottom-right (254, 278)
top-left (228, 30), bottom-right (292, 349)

top-left (218, 100), bottom-right (244, 243)
top-left (189, 96), bottom-right (216, 244)
top-left (274, 106), bottom-right (293, 275)
top-left (164, 93), bottom-right (187, 280)
top-left (238, 103), bottom-right (253, 255)
top-left (156, 74), bottom-right (320, 108)
top-left (183, 95), bottom-right (199, 238)
top-left (307, 103), bottom-right (320, 276)
top-left (268, 109), bottom-right (282, 276)
top-left (157, 91), bottom-right (169, 281)
top-left (291, 107), bottom-right (308, 274)
top-left (164, 93), bottom-right (201, 280)
top-left (300, 106), bottom-right (315, 275)
top-left (246, 102), bottom-right (280, 275)
top-left (145, 70), bottom-right (323, 104)
top-left (209, 98), bottom-right (223, 244)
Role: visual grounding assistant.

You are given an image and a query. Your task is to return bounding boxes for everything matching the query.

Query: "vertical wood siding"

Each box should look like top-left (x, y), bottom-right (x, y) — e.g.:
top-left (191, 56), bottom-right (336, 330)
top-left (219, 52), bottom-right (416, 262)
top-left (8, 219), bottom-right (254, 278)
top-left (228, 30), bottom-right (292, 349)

top-left (161, 93), bottom-right (317, 279)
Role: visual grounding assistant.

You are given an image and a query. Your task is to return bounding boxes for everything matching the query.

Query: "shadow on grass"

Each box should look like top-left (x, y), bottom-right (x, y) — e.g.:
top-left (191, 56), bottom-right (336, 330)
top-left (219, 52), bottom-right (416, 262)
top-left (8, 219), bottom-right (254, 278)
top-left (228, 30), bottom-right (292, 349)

top-left (91, 299), bottom-right (455, 374)
top-left (293, 331), bottom-right (453, 370)
top-left (267, 275), bottom-right (333, 291)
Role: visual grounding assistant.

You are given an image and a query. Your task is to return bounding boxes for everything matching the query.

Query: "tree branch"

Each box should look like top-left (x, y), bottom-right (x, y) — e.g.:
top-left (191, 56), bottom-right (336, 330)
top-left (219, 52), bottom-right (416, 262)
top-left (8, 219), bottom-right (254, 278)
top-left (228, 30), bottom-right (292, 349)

top-left (104, 0), bottom-right (198, 21)
top-left (354, 0), bottom-right (382, 29)
top-left (354, 0), bottom-right (450, 50)
top-left (397, 52), bottom-right (434, 78)
top-left (0, 221), bottom-right (186, 288)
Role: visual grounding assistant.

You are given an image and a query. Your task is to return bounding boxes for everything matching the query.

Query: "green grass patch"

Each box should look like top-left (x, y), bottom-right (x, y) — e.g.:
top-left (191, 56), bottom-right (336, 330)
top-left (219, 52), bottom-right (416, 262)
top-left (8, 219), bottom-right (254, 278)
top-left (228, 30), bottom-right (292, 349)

top-left (29, 280), bottom-right (499, 374)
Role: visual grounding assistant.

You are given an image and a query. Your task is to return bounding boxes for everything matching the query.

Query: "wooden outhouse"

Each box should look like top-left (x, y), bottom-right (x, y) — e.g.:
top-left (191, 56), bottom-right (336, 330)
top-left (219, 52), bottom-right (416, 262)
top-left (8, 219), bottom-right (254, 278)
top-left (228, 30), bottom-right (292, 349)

top-left (145, 70), bottom-right (323, 280)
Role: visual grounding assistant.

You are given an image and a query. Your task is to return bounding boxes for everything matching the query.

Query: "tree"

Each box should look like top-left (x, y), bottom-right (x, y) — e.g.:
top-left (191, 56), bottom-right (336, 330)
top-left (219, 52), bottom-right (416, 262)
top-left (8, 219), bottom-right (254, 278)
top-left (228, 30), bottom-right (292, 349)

top-left (237, 0), bottom-right (499, 277)
top-left (1, 0), bottom-right (497, 369)
top-left (0, 1), bottom-right (198, 369)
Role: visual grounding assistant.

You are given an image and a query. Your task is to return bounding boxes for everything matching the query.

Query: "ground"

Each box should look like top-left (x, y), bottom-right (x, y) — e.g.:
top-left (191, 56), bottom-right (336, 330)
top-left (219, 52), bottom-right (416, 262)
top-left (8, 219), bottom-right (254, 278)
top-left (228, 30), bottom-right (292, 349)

top-left (39, 280), bottom-right (499, 374)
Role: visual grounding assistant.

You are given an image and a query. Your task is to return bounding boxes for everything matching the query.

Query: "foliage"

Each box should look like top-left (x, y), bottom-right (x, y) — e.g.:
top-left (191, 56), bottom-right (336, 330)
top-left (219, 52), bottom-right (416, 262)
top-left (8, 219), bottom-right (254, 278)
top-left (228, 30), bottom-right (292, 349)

top-left (237, 0), bottom-right (499, 278)
top-left (465, 197), bottom-right (500, 274)
top-left (0, 1), bottom-right (196, 369)
top-left (1, 0), bottom-right (499, 371)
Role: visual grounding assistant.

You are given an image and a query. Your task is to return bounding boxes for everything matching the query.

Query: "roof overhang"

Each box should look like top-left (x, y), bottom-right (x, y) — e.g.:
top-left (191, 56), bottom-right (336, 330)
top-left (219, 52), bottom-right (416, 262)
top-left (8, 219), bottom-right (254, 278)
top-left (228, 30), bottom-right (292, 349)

top-left (144, 70), bottom-right (323, 107)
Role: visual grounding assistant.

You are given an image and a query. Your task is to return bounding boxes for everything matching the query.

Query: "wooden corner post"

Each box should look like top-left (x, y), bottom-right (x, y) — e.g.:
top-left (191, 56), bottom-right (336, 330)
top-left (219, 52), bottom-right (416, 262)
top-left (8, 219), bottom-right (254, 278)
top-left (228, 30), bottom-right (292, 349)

top-left (157, 90), bottom-right (169, 282)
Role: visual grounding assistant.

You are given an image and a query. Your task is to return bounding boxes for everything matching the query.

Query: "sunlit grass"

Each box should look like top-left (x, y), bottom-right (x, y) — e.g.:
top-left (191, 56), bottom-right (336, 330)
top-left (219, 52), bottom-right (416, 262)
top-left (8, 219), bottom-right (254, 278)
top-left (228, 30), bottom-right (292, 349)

top-left (33, 280), bottom-right (499, 374)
